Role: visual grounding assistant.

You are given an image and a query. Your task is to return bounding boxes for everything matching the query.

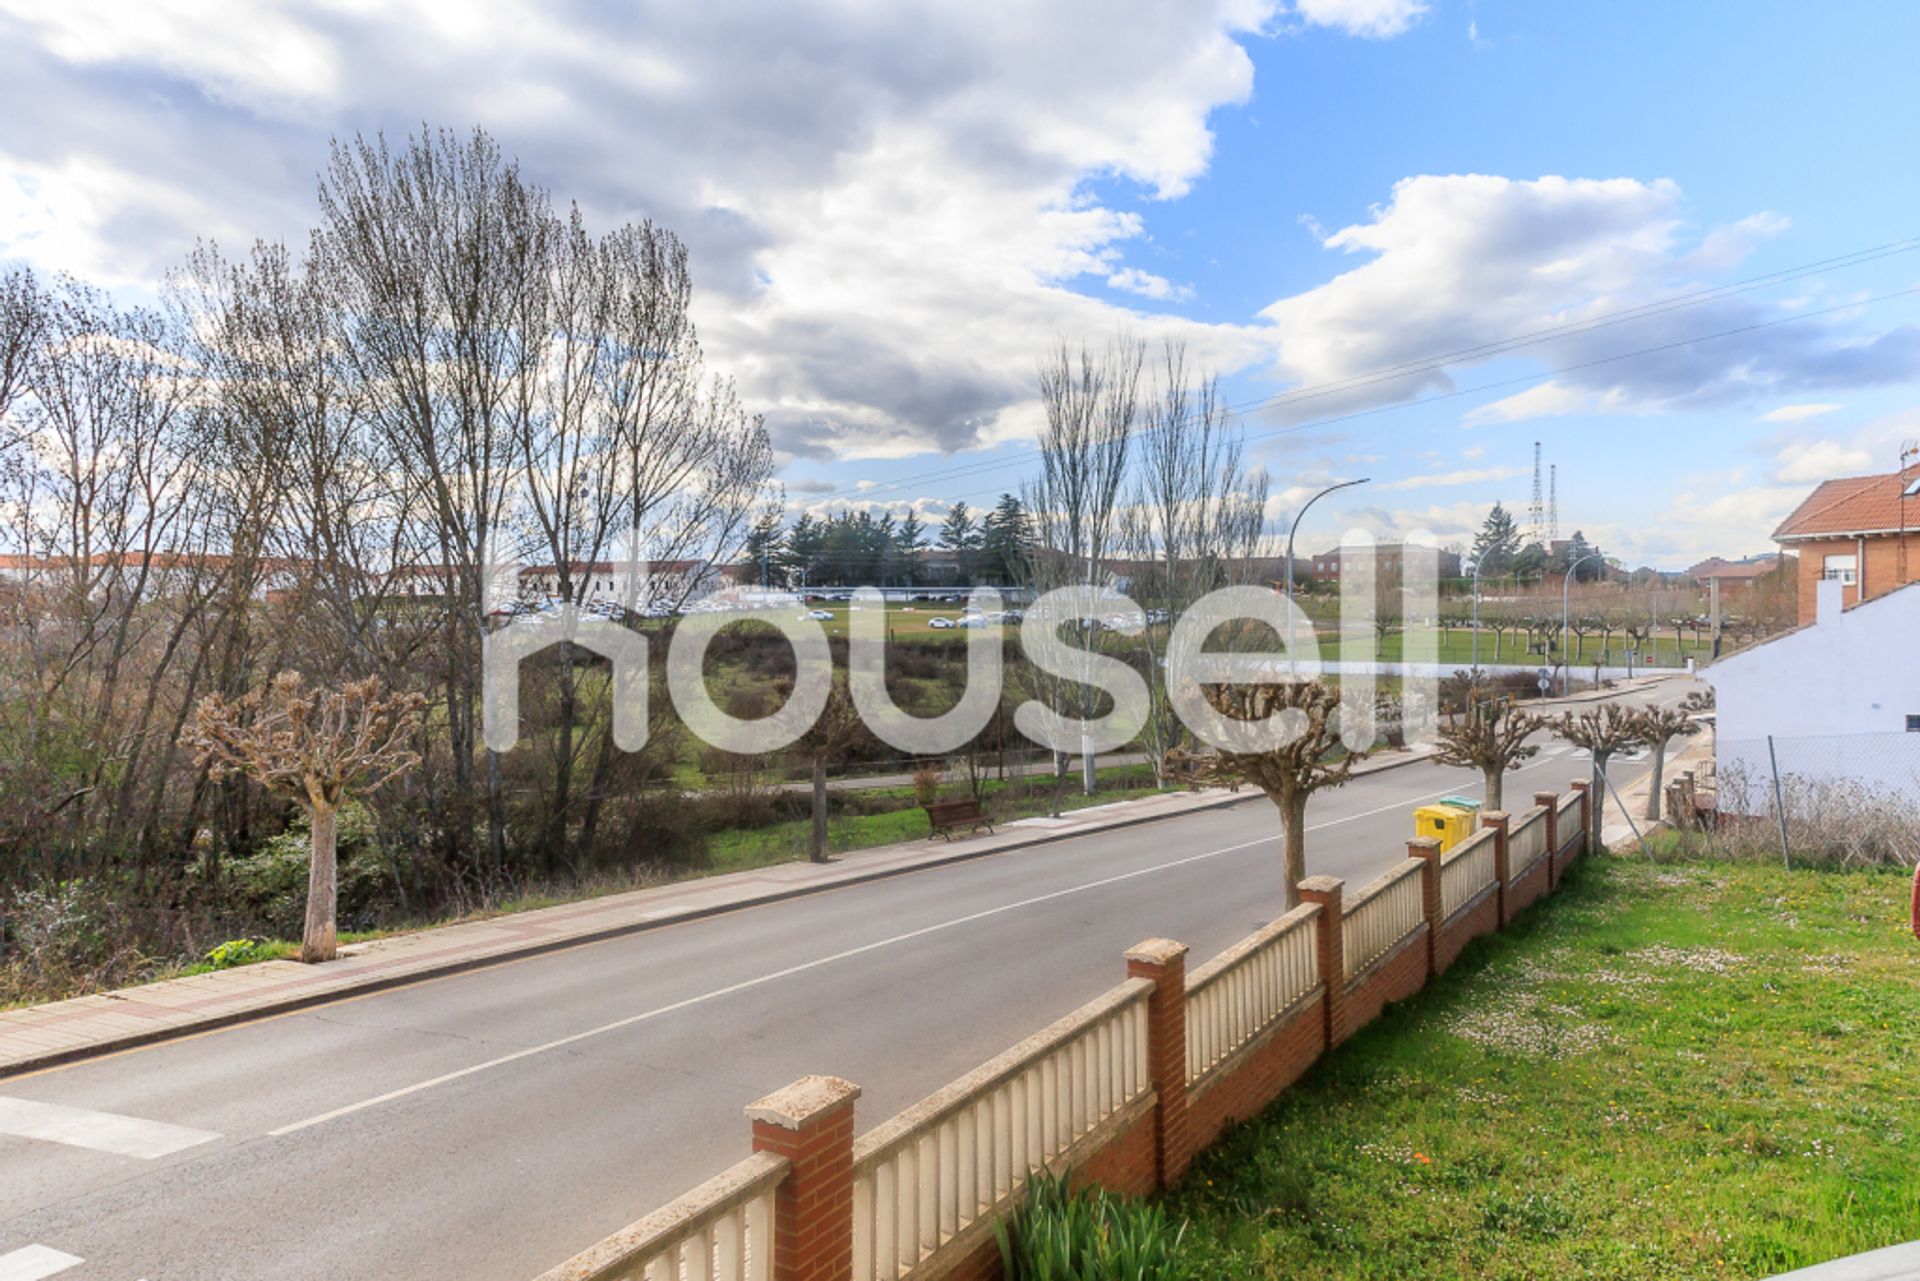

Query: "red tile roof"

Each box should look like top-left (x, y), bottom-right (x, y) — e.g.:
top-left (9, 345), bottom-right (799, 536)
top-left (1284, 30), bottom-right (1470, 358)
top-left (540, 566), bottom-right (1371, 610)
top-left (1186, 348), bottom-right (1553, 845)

top-left (1686, 554), bottom-right (1780, 581)
top-left (1773, 468), bottom-right (1920, 540)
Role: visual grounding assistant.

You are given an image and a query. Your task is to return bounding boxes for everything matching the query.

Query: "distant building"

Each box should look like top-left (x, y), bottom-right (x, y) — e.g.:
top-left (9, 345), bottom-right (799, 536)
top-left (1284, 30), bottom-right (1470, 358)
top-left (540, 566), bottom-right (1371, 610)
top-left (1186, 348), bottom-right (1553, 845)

top-left (1772, 465), bottom-right (1920, 624)
top-left (1686, 553), bottom-right (1781, 590)
top-left (1307, 543), bottom-right (1463, 583)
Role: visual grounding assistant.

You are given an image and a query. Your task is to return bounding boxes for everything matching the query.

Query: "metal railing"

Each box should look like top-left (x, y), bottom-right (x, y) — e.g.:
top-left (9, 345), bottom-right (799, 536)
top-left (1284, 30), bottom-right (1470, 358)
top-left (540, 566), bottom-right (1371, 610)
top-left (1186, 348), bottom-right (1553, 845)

top-left (1440, 828), bottom-right (1498, 920)
top-left (1342, 860), bottom-right (1425, 977)
top-left (534, 1151), bottom-right (785, 1281)
top-left (1184, 904), bottom-right (1320, 1085)
top-left (849, 979), bottom-right (1153, 1280)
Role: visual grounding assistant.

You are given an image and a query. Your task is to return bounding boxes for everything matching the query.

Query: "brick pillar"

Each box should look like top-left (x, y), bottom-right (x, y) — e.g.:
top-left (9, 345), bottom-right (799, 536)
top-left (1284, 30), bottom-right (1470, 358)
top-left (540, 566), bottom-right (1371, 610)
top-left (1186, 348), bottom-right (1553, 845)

top-left (1481, 810), bottom-right (1511, 926)
top-left (1534, 790), bottom-right (1559, 889)
top-left (1125, 937), bottom-right (1192, 1188)
top-left (1406, 838), bottom-right (1443, 977)
top-left (1570, 779), bottom-right (1591, 857)
top-left (748, 1075), bottom-right (861, 1281)
top-left (1297, 876), bottom-right (1346, 1044)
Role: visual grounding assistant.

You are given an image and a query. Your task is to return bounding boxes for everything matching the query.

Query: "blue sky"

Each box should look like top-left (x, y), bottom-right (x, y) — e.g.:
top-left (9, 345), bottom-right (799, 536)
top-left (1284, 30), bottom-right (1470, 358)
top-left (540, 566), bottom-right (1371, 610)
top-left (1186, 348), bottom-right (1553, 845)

top-left (4, 0), bottom-right (1919, 567)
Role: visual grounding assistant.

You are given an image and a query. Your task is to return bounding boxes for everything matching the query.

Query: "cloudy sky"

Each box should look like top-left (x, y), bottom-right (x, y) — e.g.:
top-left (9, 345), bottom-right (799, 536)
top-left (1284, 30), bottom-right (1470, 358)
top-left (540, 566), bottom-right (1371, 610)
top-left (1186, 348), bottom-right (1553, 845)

top-left (4, 0), bottom-right (1919, 567)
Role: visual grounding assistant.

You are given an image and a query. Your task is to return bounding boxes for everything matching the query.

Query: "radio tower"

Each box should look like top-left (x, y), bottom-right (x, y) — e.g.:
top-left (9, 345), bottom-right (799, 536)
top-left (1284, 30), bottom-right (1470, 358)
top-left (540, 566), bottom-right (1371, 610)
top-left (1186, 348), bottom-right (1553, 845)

top-left (1548, 463), bottom-right (1560, 544)
top-left (1528, 441), bottom-right (1545, 544)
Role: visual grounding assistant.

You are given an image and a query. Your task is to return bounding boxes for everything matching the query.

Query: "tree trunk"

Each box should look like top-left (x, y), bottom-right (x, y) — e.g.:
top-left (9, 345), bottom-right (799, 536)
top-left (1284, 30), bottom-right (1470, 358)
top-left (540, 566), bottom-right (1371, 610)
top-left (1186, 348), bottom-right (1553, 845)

top-left (301, 802), bottom-right (339, 963)
top-left (1645, 740), bottom-right (1667, 821)
top-left (1483, 765), bottom-right (1504, 812)
top-left (1049, 750), bottom-right (1069, 818)
top-left (1280, 791), bottom-right (1308, 909)
top-left (809, 753), bottom-right (829, 863)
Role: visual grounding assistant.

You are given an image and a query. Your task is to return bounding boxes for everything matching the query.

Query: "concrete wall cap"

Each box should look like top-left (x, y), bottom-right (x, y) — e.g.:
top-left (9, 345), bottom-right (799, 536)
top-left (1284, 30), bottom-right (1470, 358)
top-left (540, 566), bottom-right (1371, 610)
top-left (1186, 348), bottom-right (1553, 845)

top-left (745, 1075), bottom-right (861, 1129)
top-left (1125, 938), bottom-right (1189, 966)
top-left (1297, 875), bottom-right (1344, 894)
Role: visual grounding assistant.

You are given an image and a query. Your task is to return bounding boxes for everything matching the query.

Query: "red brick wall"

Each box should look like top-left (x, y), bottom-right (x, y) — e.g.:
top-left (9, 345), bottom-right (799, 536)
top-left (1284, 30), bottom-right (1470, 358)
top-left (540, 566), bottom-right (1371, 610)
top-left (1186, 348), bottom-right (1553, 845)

top-left (1341, 925), bottom-right (1429, 1037)
top-left (1504, 852), bottom-right (1551, 917)
top-left (1184, 996), bottom-right (1327, 1152)
top-left (1792, 533), bottom-right (1920, 624)
top-left (1434, 886), bottom-right (1498, 974)
top-left (917, 1102), bottom-right (1160, 1281)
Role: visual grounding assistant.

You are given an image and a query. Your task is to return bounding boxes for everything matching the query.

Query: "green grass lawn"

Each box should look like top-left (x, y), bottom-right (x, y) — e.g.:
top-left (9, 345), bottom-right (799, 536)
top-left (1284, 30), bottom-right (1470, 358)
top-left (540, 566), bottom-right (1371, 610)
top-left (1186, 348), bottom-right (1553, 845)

top-left (705, 763), bottom-right (1166, 872)
top-left (1164, 856), bottom-right (1920, 1280)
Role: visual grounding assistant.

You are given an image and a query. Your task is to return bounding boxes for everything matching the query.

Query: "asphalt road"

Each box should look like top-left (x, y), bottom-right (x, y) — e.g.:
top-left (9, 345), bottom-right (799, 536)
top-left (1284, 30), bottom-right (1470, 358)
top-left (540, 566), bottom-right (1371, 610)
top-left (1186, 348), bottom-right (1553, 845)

top-left (0, 681), bottom-right (1696, 1281)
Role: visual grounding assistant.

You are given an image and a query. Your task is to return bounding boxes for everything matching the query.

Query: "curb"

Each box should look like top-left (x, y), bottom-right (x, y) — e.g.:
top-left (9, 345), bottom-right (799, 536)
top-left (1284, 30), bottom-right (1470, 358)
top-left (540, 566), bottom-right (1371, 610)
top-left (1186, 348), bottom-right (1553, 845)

top-left (4, 749), bottom-right (1440, 1078)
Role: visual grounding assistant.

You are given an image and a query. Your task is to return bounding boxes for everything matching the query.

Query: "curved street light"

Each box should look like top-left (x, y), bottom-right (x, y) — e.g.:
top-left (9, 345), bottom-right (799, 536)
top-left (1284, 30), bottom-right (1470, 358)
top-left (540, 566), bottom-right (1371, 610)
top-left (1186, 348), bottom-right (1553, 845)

top-left (1560, 551), bottom-right (1606, 694)
top-left (1283, 478), bottom-right (1370, 668)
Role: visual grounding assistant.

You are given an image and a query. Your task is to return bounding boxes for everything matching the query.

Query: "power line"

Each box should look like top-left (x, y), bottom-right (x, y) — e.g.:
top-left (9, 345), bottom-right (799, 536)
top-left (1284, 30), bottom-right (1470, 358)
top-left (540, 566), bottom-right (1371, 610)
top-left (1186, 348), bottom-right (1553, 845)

top-left (881, 280), bottom-right (1920, 520)
top-left (784, 232), bottom-right (1920, 511)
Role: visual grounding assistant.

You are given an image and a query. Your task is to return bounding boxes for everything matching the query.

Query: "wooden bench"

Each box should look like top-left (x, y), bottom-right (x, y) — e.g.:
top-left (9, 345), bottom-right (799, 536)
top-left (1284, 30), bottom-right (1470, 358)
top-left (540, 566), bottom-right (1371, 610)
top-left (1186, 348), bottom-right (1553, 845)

top-left (924, 797), bottom-right (993, 840)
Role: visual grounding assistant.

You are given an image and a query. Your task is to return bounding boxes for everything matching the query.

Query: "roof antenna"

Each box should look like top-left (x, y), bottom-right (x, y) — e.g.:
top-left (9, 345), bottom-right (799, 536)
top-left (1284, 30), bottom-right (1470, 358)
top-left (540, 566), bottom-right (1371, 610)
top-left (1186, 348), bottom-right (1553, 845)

top-left (1901, 440), bottom-right (1920, 588)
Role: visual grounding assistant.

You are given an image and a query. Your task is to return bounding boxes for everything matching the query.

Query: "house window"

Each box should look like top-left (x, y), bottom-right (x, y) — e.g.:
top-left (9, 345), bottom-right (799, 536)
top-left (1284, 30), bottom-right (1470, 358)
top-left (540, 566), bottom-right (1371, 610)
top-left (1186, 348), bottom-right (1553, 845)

top-left (1908, 715), bottom-right (1920, 733)
top-left (1822, 554), bottom-right (1858, 585)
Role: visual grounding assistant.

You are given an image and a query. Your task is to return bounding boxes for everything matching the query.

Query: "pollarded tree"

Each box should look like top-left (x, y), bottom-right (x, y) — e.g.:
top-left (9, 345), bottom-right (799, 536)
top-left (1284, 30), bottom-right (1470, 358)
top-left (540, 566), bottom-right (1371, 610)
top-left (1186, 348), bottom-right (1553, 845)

top-left (1193, 681), bottom-right (1360, 907)
top-left (1555, 702), bottom-right (1648, 851)
top-left (187, 674), bottom-right (425, 962)
top-left (795, 685), bottom-right (864, 864)
top-left (1635, 703), bottom-right (1701, 821)
top-left (1431, 692), bottom-right (1543, 811)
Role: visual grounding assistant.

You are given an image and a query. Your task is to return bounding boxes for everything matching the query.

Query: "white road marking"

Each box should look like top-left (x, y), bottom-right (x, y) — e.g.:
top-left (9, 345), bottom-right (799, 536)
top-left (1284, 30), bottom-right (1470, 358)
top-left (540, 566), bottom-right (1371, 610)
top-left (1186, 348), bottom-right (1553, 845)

top-left (269, 757), bottom-right (1608, 1137)
top-left (0, 1097), bottom-right (219, 1159)
top-left (0, 1245), bottom-right (83, 1281)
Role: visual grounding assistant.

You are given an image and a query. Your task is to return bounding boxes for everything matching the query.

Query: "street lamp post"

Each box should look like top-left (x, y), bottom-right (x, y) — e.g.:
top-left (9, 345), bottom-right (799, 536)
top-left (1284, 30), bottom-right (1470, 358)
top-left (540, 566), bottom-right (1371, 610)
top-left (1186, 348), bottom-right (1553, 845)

top-left (1283, 478), bottom-right (1370, 669)
top-left (1560, 551), bottom-right (1605, 694)
top-left (1469, 556), bottom-right (1486, 677)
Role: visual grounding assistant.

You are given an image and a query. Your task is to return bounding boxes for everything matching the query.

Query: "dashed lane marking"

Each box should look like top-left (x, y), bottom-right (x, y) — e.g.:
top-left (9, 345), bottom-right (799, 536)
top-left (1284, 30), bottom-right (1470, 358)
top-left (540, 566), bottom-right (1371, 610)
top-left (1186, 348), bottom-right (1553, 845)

top-left (0, 1245), bottom-right (83, 1281)
top-left (0, 1096), bottom-right (219, 1159)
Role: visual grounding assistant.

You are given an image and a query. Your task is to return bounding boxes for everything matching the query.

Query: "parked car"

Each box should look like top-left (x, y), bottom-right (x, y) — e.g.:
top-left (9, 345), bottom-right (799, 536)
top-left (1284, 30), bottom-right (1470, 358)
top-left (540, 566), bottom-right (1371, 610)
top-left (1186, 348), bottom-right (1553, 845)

top-left (807, 609), bottom-right (834, 621)
top-left (928, 616), bottom-right (956, 629)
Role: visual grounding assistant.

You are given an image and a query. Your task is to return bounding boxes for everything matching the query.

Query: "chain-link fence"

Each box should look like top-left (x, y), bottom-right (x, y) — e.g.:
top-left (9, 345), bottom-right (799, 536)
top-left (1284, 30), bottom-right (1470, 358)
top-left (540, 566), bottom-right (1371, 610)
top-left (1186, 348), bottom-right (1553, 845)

top-left (1704, 731), bottom-right (1920, 867)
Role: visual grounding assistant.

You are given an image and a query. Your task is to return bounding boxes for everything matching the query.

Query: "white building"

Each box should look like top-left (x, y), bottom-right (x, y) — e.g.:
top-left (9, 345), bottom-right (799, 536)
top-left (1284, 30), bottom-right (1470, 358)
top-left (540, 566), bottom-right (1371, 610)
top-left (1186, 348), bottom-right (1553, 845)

top-left (1705, 578), bottom-right (1920, 805)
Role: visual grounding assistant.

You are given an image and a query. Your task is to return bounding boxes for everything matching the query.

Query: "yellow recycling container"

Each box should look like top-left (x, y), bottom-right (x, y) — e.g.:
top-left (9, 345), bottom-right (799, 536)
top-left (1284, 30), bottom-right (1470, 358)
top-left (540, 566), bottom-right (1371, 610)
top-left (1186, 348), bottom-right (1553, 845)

top-left (1412, 796), bottom-right (1481, 853)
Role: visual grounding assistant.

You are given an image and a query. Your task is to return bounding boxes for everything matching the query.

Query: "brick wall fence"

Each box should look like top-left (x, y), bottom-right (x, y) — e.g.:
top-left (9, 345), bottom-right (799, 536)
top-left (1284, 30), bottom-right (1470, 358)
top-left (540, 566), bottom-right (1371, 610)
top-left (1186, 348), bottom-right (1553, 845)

top-left (534, 781), bottom-right (1592, 1281)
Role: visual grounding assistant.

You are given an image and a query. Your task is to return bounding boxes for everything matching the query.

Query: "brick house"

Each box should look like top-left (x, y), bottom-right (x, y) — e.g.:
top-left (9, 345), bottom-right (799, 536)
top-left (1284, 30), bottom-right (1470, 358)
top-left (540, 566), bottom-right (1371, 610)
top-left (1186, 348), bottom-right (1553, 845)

top-left (1772, 465), bottom-right (1920, 624)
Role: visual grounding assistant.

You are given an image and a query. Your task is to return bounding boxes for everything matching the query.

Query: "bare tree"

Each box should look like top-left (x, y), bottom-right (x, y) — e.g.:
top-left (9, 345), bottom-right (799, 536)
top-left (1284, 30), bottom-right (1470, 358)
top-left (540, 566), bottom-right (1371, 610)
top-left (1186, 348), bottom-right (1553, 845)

top-left (1125, 340), bottom-right (1268, 786)
top-left (1024, 337), bottom-right (1143, 806)
top-left (1430, 691), bottom-right (1543, 811)
top-left (1556, 703), bottom-right (1647, 850)
top-left (1191, 681), bottom-right (1358, 907)
top-left (1634, 703), bottom-right (1700, 821)
top-left (187, 674), bottom-right (424, 961)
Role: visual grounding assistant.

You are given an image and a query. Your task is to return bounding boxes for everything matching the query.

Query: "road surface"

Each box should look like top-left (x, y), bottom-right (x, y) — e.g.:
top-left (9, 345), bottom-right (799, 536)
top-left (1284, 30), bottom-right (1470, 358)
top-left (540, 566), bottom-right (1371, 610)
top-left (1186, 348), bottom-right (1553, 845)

top-left (0, 682), bottom-right (1695, 1281)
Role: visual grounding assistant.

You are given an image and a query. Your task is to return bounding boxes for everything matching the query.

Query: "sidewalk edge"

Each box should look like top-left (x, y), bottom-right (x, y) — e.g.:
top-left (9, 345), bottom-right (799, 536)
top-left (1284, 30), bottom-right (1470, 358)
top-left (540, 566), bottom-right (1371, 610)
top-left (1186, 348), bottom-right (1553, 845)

top-left (0, 750), bottom-right (1427, 1079)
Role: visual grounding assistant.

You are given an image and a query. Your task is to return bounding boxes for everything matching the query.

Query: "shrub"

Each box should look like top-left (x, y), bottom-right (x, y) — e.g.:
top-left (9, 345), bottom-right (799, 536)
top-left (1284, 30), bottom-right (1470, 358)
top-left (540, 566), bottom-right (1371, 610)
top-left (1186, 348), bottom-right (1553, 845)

top-left (997, 1172), bottom-right (1194, 1281)
top-left (911, 765), bottom-right (941, 807)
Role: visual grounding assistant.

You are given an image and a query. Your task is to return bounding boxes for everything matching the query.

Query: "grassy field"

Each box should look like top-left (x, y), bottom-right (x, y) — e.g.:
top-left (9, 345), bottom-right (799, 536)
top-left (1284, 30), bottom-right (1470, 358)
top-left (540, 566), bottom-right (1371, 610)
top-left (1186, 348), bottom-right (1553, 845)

top-left (706, 762), bottom-right (1166, 871)
top-left (1163, 856), bottom-right (1920, 1280)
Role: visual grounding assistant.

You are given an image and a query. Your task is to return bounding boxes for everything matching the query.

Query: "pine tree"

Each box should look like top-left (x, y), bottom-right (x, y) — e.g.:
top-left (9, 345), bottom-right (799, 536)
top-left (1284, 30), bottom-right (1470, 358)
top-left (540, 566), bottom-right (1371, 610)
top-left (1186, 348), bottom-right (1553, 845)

top-left (895, 510), bottom-right (927, 586)
top-left (940, 501), bottom-right (984, 585)
top-left (980, 493), bottom-right (1033, 585)
top-left (1471, 503), bottom-right (1523, 578)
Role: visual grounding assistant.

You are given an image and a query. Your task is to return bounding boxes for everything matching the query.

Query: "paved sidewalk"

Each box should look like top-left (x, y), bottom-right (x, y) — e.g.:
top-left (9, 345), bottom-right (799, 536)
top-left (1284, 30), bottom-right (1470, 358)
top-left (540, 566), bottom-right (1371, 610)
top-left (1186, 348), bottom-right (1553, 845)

top-left (1600, 733), bottom-right (1714, 849)
top-left (0, 744), bottom-right (1433, 1078)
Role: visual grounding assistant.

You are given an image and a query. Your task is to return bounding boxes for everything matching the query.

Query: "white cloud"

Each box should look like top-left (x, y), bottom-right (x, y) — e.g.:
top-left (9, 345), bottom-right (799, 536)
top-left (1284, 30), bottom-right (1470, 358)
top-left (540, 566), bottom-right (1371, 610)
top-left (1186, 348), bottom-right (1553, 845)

top-left (1256, 174), bottom-right (1920, 428)
top-left (1461, 381), bottom-right (1592, 427)
top-left (1759, 402), bottom-right (1844, 422)
top-left (1775, 438), bottom-right (1876, 483)
top-left (1106, 267), bottom-right (1193, 301)
top-left (1294, 0), bottom-right (1428, 39)
top-left (0, 0), bottom-right (1324, 462)
top-left (1379, 465), bottom-right (1522, 491)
